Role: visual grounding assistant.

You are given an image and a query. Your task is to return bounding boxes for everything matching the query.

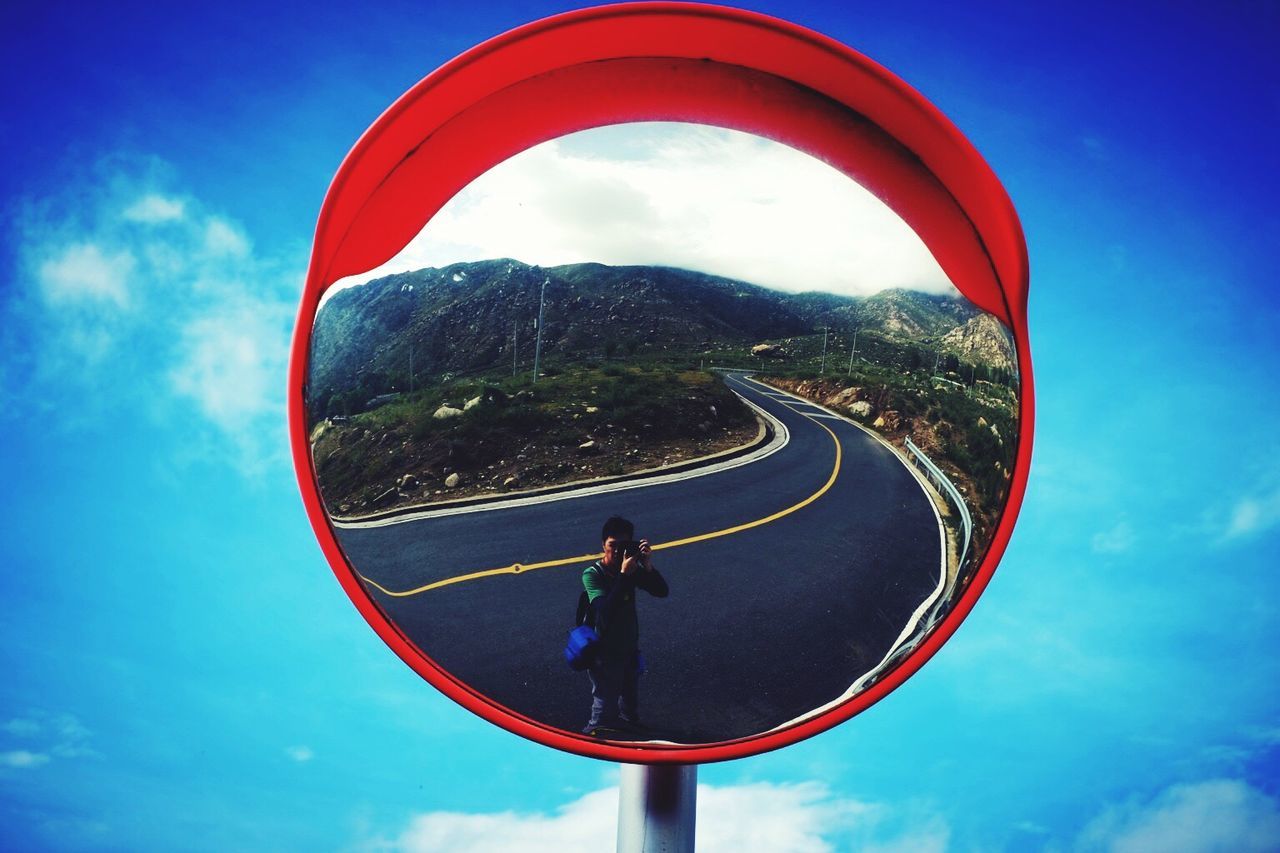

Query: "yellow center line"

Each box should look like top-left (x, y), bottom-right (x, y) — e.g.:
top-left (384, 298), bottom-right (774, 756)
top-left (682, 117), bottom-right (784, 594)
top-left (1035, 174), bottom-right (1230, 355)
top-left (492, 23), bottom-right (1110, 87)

top-left (357, 377), bottom-right (840, 598)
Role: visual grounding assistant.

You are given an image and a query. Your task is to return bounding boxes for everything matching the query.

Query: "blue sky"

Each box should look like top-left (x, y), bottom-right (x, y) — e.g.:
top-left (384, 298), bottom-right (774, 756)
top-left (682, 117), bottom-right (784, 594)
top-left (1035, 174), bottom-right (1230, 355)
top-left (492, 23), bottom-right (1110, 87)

top-left (2, 1), bottom-right (1278, 850)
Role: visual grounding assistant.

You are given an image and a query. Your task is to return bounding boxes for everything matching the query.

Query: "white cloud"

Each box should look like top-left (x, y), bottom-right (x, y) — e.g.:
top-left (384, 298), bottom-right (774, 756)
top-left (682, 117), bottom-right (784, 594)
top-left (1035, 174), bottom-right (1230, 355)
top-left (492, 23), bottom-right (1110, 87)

top-left (0, 710), bottom-right (100, 766)
top-left (367, 788), bottom-right (614, 853)
top-left (1224, 488), bottom-right (1280, 539)
top-left (696, 781), bottom-right (871, 852)
top-left (123, 193), bottom-right (186, 223)
top-left (0, 750), bottom-right (50, 769)
top-left (8, 159), bottom-right (302, 474)
top-left (862, 816), bottom-right (950, 853)
top-left (285, 745), bottom-right (314, 762)
top-left (362, 781), bottom-right (942, 853)
top-left (169, 299), bottom-right (291, 430)
top-left (338, 123), bottom-right (955, 300)
top-left (37, 242), bottom-right (134, 308)
top-left (203, 217), bottom-right (251, 257)
top-left (1076, 779), bottom-right (1280, 853)
top-left (2, 718), bottom-right (41, 737)
top-left (1091, 520), bottom-right (1135, 554)
top-left (1207, 478), bottom-right (1280, 544)
top-left (1243, 725), bottom-right (1280, 746)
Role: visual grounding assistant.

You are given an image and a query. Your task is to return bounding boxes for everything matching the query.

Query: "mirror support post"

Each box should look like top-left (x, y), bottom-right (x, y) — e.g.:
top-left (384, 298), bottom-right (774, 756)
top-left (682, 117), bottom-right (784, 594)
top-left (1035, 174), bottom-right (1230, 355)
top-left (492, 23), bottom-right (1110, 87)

top-left (617, 763), bottom-right (697, 852)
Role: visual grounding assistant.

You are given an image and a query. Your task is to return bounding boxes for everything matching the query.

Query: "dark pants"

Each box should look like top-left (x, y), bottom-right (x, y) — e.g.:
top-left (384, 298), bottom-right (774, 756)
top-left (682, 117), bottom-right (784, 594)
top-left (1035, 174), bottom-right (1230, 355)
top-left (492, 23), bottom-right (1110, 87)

top-left (587, 651), bottom-right (640, 728)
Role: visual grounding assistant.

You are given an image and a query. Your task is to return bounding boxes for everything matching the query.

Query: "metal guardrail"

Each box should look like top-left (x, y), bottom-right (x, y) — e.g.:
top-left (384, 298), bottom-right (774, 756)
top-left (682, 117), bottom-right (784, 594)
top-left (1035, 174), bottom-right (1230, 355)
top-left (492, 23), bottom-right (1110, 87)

top-left (904, 436), bottom-right (972, 572)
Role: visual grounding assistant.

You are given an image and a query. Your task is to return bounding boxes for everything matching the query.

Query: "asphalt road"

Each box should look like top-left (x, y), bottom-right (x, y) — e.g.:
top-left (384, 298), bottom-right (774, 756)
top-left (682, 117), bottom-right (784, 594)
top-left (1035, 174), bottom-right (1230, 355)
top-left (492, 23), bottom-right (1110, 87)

top-left (333, 372), bottom-right (943, 744)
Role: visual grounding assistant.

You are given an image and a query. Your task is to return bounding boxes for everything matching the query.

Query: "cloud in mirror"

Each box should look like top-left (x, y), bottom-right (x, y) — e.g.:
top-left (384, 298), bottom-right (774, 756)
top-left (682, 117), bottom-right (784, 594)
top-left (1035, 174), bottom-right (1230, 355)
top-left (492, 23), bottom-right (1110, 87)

top-left (324, 123), bottom-right (955, 302)
top-left (306, 123), bottom-right (1019, 745)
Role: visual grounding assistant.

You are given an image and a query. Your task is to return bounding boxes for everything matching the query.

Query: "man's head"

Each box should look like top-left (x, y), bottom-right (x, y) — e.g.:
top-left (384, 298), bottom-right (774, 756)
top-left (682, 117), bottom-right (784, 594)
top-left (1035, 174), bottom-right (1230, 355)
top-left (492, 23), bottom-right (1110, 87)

top-left (601, 515), bottom-right (635, 569)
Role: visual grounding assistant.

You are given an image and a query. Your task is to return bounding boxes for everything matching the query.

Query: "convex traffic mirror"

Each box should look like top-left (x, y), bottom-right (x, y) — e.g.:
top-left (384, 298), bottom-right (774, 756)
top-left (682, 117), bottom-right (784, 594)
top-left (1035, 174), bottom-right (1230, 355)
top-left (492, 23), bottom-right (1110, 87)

top-left (289, 4), bottom-right (1033, 764)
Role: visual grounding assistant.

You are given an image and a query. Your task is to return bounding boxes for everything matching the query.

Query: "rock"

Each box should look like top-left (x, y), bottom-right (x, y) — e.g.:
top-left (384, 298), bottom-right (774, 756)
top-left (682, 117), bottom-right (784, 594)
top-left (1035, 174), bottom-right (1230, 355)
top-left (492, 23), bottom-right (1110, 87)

top-left (873, 410), bottom-right (902, 431)
top-left (990, 423), bottom-right (1001, 439)
top-left (751, 343), bottom-right (784, 358)
top-left (396, 474), bottom-right (419, 490)
top-left (831, 387), bottom-right (861, 407)
top-left (445, 473), bottom-right (461, 488)
top-left (977, 416), bottom-right (988, 428)
top-left (848, 401), bottom-right (873, 418)
top-left (709, 405), bottom-right (717, 419)
top-left (586, 406), bottom-right (599, 414)
top-left (434, 404), bottom-right (463, 420)
top-left (502, 475), bottom-right (519, 489)
top-left (464, 395), bottom-right (483, 411)
top-left (578, 440), bottom-right (597, 454)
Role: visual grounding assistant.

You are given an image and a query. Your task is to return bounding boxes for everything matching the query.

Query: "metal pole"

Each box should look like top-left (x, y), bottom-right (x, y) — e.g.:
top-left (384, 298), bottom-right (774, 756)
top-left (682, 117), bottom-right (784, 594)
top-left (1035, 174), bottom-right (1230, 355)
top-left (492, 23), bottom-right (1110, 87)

top-left (532, 276), bottom-right (548, 382)
top-left (512, 321), bottom-right (518, 376)
top-left (819, 326), bottom-right (828, 374)
top-left (617, 764), bottom-right (696, 853)
top-left (847, 328), bottom-right (856, 376)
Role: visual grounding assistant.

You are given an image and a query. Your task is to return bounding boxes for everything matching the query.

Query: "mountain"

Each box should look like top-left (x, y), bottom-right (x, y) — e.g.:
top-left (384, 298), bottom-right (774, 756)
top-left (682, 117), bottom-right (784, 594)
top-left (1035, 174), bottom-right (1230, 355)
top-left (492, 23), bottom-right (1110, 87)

top-left (308, 259), bottom-right (1013, 408)
top-left (940, 313), bottom-right (1018, 369)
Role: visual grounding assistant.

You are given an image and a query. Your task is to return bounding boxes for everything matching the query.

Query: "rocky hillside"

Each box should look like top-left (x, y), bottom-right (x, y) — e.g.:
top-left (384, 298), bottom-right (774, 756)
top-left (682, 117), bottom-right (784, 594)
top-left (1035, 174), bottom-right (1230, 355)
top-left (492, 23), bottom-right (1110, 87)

top-left (308, 260), bottom-right (1014, 419)
top-left (311, 366), bottom-right (760, 516)
top-left (761, 373), bottom-right (1017, 565)
top-left (940, 314), bottom-right (1017, 369)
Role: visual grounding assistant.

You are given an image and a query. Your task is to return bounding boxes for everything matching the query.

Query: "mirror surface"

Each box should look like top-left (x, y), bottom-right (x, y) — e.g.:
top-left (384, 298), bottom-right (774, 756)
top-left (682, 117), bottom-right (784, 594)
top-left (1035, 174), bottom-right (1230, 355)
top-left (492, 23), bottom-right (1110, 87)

top-left (306, 123), bottom-right (1019, 744)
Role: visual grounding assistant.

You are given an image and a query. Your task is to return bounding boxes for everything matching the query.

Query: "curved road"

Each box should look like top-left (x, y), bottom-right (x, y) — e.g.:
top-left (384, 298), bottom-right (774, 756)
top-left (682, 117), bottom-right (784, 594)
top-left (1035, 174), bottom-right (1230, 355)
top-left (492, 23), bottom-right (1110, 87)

top-left (334, 373), bottom-right (943, 743)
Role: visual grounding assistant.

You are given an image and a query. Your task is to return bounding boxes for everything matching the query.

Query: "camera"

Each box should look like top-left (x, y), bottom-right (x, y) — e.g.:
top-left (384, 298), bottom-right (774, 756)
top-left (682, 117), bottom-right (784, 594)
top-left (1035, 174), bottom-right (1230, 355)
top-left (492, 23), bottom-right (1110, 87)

top-left (619, 540), bottom-right (643, 558)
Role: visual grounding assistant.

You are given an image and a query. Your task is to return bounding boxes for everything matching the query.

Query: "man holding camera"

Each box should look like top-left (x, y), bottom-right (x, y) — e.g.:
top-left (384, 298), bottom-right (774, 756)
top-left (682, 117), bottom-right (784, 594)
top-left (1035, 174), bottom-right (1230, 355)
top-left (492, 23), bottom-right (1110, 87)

top-left (582, 515), bottom-right (669, 737)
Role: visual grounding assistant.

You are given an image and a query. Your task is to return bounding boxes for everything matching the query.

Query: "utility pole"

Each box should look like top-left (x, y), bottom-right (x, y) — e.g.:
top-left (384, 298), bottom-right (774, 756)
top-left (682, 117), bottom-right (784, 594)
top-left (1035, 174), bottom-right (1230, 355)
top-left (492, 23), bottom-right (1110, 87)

top-left (820, 326), bottom-right (829, 374)
top-left (847, 327), bottom-right (857, 376)
top-left (532, 276), bottom-right (548, 383)
top-left (512, 321), bottom-right (518, 376)
top-left (618, 764), bottom-right (696, 853)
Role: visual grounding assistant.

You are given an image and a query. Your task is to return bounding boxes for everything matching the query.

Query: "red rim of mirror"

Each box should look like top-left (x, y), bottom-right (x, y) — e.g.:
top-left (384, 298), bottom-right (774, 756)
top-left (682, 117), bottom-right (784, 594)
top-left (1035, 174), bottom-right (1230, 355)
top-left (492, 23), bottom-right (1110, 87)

top-left (289, 1), bottom-right (1033, 764)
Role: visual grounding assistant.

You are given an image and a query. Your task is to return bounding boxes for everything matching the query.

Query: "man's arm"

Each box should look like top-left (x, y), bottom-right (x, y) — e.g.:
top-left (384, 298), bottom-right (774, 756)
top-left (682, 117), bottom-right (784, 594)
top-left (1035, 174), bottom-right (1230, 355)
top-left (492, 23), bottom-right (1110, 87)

top-left (637, 567), bottom-right (669, 598)
top-left (634, 539), bottom-right (668, 598)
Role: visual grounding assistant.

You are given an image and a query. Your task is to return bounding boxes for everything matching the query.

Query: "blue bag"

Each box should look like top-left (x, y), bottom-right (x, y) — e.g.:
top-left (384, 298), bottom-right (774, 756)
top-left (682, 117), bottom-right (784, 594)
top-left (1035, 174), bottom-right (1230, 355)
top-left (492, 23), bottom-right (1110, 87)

top-left (564, 623), bottom-right (600, 671)
top-left (565, 589), bottom-right (600, 670)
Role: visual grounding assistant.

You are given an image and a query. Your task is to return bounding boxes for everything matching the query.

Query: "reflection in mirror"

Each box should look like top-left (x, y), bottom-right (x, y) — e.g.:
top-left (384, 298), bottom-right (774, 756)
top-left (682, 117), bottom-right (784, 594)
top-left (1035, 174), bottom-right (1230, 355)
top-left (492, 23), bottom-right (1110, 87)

top-left (306, 124), bottom-right (1019, 745)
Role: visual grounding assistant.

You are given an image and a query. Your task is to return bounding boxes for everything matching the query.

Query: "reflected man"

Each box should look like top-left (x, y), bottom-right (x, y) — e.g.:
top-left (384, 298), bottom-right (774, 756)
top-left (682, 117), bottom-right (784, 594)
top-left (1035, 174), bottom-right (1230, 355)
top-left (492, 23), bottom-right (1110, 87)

top-left (583, 515), bottom-right (668, 736)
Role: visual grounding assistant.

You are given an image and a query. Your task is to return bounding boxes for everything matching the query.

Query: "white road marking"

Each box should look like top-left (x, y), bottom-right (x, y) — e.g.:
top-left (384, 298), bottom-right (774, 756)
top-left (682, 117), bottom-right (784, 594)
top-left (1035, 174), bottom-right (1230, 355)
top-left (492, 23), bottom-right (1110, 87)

top-left (332, 387), bottom-right (790, 528)
top-left (740, 375), bottom-right (949, 735)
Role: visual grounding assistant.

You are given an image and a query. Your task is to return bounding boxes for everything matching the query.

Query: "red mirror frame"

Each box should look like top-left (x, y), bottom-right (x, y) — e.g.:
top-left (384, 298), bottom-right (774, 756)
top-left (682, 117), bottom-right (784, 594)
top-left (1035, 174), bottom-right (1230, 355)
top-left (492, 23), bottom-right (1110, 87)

top-left (288, 1), bottom-right (1032, 764)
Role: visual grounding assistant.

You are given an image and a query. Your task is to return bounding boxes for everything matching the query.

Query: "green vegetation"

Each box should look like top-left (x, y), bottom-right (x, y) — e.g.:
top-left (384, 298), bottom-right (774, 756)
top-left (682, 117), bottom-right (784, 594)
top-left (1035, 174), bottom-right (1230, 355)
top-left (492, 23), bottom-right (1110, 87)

top-left (311, 362), bottom-right (757, 514)
top-left (759, 328), bottom-right (1019, 549)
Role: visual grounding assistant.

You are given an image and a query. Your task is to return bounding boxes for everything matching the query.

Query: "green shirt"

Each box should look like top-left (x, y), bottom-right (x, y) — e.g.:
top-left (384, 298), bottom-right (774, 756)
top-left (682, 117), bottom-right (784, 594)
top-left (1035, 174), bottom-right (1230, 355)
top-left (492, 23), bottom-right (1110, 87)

top-left (582, 560), bottom-right (668, 658)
